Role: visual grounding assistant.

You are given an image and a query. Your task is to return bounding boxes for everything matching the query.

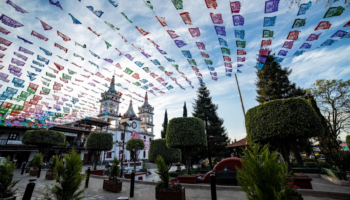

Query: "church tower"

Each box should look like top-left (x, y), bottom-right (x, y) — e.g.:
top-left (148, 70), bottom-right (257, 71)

top-left (138, 92), bottom-right (154, 134)
top-left (98, 75), bottom-right (122, 126)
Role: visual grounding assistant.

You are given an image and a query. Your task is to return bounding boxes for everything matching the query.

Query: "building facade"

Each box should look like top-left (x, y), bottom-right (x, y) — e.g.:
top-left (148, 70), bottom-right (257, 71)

top-left (0, 75), bottom-right (155, 170)
top-left (95, 75), bottom-right (155, 169)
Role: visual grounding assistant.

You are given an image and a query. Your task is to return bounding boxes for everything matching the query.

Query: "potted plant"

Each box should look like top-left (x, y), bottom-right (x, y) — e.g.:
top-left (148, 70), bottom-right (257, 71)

top-left (283, 182), bottom-right (303, 200)
top-left (45, 155), bottom-right (58, 180)
top-left (103, 157), bottom-right (122, 193)
top-left (43, 148), bottom-right (86, 200)
top-left (0, 157), bottom-right (20, 200)
top-left (29, 154), bottom-right (42, 176)
top-left (155, 156), bottom-right (185, 200)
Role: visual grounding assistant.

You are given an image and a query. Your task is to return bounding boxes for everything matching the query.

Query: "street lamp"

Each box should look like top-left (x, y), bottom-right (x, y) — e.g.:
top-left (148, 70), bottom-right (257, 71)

top-left (117, 114), bottom-right (133, 178)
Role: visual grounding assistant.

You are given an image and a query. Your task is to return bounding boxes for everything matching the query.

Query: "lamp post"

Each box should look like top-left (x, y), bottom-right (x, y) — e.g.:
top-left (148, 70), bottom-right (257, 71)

top-left (117, 114), bottom-right (133, 178)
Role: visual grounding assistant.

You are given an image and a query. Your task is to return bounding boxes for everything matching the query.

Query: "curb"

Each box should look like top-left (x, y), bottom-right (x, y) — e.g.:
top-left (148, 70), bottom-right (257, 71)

top-left (90, 175), bottom-right (350, 199)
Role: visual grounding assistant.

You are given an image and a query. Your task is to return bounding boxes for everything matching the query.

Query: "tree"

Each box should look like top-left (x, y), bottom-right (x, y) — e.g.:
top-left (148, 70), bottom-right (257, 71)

top-left (256, 52), bottom-right (305, 104)
top-left (256, 52), bottom-right (306, 167)
top-left (237, 144), bottom-right (295, 200)
top-left (192, 84), bottom-right (230, 168)
top-left (346, 135), bottom-right (350, 147)
top-left (308, 79), bottom-right (350, 137)
top-left (307, 93), bottom-right (349, 172)
top-left (126, 139), bottom-right (145, 171)
top-left (148, 139), bottom-right (181, 170)
top-left (245, 98), bottom-right (323, 172)
top-left (166, 117), bottom-right (206, 175)
top-left (22, 130), bottom-right (65, 157)
top-left (44, 148), bottom-right (86, 200)
top-left (161, 109), bottom-right (168, 138)
top-left (86, 132), bottom-right (113, 170)
top-left (183, 102), bottom-right (187, 117)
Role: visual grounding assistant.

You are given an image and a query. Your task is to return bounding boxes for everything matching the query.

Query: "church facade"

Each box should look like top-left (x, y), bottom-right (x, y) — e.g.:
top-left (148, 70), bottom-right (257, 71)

top-left (95, 75), bottom-right (155, 169)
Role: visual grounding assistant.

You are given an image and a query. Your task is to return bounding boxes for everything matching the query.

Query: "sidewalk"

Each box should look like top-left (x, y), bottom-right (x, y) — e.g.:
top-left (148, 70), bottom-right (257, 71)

top-left (12, 169), bottom-right (349, 200)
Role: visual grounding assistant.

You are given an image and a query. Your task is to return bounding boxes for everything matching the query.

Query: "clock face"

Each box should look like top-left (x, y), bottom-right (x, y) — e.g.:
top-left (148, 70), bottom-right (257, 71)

top-left (132, 122), bottom-right (137, 129)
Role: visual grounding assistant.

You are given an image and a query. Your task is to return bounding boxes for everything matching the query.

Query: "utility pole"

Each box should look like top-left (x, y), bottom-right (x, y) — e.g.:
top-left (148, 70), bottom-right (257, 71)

top-left (235, 73), bottom-right (246, 117)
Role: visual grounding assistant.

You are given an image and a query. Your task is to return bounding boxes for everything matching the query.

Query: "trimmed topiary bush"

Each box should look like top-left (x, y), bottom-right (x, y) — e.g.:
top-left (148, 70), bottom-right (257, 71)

top-left (148, 139), bottom-right (181, 170)
top-left (166, 117), bottom-right (206, 175)
top-left (22, 130), bottom-right (65, 156)
top-left (126, 139), bottom-right (145, 171)
top-left (86, 132), bottom-right (113, 170)
top-left (245, 98), bottom-right (323, 172)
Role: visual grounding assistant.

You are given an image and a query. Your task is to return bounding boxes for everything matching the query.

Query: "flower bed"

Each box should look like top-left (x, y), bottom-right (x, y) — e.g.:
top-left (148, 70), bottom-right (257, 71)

top-left (177, 175), bottom-right (200, 184)
top-left (286, 174), bottom-right (313, 189)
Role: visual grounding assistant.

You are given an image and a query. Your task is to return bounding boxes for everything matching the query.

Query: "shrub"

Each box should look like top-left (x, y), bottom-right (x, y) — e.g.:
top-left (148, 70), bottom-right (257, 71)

top-left (44, 148), bottom-right (86, 200)
top-left (291, 168), bottom-right (320, 174)
top-left (245, 98), bottom-right (323, 172)
top-left (126, 139), bottom-right (145, 171)
top-left (30, 154), bottom-right (43, 169)
top-left (109, 157), bottom-right (120, 182)
top-left (86, 132), bottom-right (113, 170)
top-left (22, 130), bottom-right (65, 156)
top-left (155, 156), bottom-right (170, 188)
top-left (322, 168), bottom-right (347, 180)
top-left (0, 157), bottom-right (20, 198)
top-left (148, 139), bottom-right (181, 170)
top-left (166, 117), bottom-right (206, 175)
top-left (237, 144), bottom-right (295, 200)
top-left (346, 135), bottom-right (350, 147)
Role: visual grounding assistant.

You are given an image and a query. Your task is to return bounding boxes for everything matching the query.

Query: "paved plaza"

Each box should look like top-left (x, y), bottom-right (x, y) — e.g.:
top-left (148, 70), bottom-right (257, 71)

top-left (12, 169), bottom-right (350, 200)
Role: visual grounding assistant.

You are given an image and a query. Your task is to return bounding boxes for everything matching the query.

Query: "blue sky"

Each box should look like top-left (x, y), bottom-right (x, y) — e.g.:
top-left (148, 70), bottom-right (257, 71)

top-left (0, 0), bottom-right (349, 140)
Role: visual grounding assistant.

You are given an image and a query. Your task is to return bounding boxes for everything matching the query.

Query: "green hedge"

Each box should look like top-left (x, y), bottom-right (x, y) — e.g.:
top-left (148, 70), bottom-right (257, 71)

top-left (245, 98), bottom-right (322, 142)
top-left (291, 168), bottom-right (320, 174)
top-left (166, 117), bottom-right (206, 148)
top-left (22, 130), bottom-right (65, 146)
top-left (148, 139), bottom-right (181, 164)
top-left (86, 132), bottom-right (113, 151)
top-left (322, 168), bottom-right (347, 180)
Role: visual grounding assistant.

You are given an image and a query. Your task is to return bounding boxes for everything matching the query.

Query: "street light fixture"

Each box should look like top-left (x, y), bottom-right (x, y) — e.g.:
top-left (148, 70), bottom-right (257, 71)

top-left (117, 113), bottom-right (133, 178)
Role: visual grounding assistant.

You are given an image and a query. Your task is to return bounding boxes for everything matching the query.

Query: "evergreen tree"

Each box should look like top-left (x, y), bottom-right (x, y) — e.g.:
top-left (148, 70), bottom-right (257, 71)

top-left (161, 109), bottom-right (168, 138)
top-left (192, 84), bottom-right (230, 169)
top-left (256, 52), bottom-right (306, 166)
top-left (256, 53), bottom-right (305, 104)
top-left (183, 102), bottom-right (187, 117)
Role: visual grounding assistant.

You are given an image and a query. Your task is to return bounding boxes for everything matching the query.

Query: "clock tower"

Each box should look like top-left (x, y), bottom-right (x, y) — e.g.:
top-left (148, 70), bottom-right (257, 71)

top-left (138, 92), bottom-right (154, 134)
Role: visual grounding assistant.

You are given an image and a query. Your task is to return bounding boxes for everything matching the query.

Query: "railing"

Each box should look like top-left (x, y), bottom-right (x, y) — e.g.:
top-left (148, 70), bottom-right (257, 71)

top-left (0, 139), bottom-right (23, 145)
top-left (0, 139), bottom-right (7, 145)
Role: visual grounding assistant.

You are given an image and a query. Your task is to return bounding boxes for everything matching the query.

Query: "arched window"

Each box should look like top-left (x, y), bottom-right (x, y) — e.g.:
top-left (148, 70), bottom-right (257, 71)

top-left (149, 138), bottom-right (152, 142)
top-left (144, 136), bottom-right (146, 140)
top-left (143, 150), bottom-right (146, 158)
top-left (121, 132), bottom-right (124, 140)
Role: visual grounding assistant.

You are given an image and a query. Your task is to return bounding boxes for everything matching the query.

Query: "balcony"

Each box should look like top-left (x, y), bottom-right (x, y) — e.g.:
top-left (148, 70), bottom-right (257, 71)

top-left (0, 139), bottom-right (23, 145)
top-left (66, 140), bottom-right (85, 148)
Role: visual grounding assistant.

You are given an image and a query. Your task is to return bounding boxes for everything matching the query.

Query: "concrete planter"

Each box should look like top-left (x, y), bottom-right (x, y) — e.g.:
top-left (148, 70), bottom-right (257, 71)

top-left (29, 169), bottom-right (38, 177)
top-left (177, 175), bottom-right (199, 184)
top-left (87, 169), bottom-right (104, 176)
top-left (102, 180), bottom-right (122, 193)
top-left (124, 172), bottom-right (147, 181)
top-left (287, 176), bottom-right (313, 189)
top-left (155, 187), bottom-right (185, 200)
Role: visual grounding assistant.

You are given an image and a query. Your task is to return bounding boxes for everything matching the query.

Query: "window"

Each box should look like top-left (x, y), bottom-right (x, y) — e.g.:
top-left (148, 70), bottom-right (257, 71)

top-left (143, 150), bottom-right (146, 158)
top-left (121, 132), bottom-right (124, 140)
top-left (149, 138), bottom-right (152, 142)
top-left (106, 151), bottom-right (112, 158)
top-left (8, 133), bottom-right (18, 140)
